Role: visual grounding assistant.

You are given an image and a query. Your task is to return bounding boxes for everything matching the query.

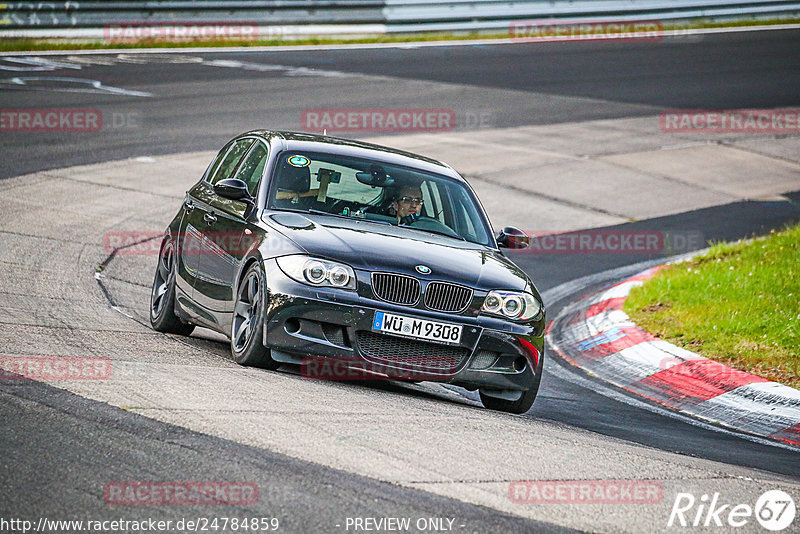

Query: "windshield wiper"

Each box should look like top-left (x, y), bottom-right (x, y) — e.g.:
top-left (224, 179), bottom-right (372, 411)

top-left (307, 209), bottom-right (348, 219)
top-left (402, 226), bottom-right (466, 241)
top-left (307, 209), bottom-right (392, 225)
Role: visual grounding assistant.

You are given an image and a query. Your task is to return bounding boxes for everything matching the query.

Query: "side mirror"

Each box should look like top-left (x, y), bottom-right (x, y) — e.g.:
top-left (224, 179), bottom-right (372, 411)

top-left (496, 226), bottom-right (530, 249)
top-left (214, 178), bottom-right (252, 202)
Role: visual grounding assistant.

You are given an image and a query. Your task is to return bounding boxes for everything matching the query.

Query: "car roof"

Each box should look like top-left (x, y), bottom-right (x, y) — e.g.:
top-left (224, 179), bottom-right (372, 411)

top-left (241, 130), bottom-right (464, 182)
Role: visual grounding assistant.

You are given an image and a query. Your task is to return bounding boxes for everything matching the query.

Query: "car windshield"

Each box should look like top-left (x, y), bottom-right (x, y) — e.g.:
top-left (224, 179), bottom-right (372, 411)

top-left (267, 151), bottom-right (493, 246)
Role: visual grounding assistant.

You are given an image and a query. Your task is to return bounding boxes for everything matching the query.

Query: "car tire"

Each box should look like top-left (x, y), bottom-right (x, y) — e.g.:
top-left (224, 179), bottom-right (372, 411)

top-left (479, 373), bottom-right (542, 414)
top-left (231, 262), bottom-right (280, 370)
top-left (150, 236), bottom-right (195, 336)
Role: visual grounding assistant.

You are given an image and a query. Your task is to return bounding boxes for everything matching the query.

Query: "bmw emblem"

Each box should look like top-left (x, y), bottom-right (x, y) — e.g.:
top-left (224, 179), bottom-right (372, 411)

top-left (415, 265), bottom-right (431, 275)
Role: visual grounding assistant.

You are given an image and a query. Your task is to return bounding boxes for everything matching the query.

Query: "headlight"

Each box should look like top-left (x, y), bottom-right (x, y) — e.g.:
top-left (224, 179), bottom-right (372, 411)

top-left (481, 290), bottom-right (542, 321)
top-left (328, 265), bottom-right (351, 287)
top-left (483, 293), bottom-right (502, 314)
top-left (276, 255), bottom-right (356, 290)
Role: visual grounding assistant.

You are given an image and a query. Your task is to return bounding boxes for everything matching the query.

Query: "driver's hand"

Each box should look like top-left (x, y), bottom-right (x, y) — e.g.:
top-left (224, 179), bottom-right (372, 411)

top-left (399, 214), bottom-right (419, 225)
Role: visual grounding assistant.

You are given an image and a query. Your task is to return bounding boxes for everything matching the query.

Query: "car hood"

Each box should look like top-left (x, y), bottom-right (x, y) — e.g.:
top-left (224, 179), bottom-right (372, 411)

top-left (266, 212), bottom-right (529, 291)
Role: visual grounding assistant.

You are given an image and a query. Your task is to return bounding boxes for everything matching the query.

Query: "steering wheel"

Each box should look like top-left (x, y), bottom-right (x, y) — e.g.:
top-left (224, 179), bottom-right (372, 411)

top-left (406, 215), bottom-right (460, 238)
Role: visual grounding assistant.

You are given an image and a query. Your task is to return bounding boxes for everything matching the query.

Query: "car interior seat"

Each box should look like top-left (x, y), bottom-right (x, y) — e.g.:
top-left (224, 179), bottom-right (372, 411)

top-left (274, 164), bottom-right (311, 209)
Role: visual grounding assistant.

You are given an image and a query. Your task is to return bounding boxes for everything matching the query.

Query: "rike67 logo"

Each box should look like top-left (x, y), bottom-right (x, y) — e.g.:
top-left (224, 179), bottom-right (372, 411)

top-left (668, 490), bottom-right (795, 531)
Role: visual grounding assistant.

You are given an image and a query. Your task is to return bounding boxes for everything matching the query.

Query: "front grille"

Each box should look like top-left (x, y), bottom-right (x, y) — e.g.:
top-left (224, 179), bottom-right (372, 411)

top-left (372, 272), bottom-right (420, 305)
top-left (356, 331), bottom-right (469, 374)
top-left (424, 281), bottom-right (473, 312)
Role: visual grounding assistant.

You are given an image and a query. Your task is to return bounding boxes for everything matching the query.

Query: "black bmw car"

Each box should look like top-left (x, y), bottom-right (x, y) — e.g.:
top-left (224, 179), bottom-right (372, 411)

top-left (150, 131), bottom-right (545, 413)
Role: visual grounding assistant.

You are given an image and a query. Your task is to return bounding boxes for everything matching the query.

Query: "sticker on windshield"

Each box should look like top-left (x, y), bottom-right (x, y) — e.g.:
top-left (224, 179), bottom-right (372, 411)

top-left (288, 155), bottom-right (310, 167)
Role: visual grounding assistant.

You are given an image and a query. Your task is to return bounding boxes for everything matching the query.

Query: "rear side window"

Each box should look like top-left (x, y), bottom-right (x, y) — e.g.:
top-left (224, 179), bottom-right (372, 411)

top-left (208, 138), bottom-right (255, 185)
top-left (203, 141), bottom-right (233, 182)
top-left (232, 141), bottom-right (268, 196)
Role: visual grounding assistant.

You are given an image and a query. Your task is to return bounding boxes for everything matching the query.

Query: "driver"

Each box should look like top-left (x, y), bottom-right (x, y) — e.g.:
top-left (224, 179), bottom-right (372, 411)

top-left (391, 187), bottom-right (424, 225)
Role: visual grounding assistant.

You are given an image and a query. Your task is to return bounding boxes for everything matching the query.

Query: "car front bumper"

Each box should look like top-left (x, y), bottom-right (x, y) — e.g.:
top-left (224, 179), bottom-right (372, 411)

top-left (262, 260), bottom-right (544, 392)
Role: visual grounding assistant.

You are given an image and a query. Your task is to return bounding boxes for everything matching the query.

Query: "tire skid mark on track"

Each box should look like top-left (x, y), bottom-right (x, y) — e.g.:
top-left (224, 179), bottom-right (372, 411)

top-left (0, 377), bottom-right (571, 534)
top-left (2, 145), bottom-right (800, 531)
top-left (463, 171), bottom-right (632, 220)
top-left (95, 232), bottom-right (162, 306)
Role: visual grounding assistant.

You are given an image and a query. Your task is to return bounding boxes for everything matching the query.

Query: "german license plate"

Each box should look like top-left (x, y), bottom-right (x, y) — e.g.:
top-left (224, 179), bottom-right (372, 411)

top-left (372, 311), bottom-right (462, 344)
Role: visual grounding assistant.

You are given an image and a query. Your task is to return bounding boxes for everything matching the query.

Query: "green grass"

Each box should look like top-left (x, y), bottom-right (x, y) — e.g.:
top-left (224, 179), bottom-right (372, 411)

top-left (0, 17), bottom-right (798, 52)
top-left (624, 222), bottom-right (800, 389)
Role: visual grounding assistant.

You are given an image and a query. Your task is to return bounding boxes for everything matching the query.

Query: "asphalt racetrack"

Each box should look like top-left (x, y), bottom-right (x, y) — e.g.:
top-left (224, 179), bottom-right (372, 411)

top-left (1, 27), bottom-right (799, 533)
top-left (2, 27), bottom-right (800, 179)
